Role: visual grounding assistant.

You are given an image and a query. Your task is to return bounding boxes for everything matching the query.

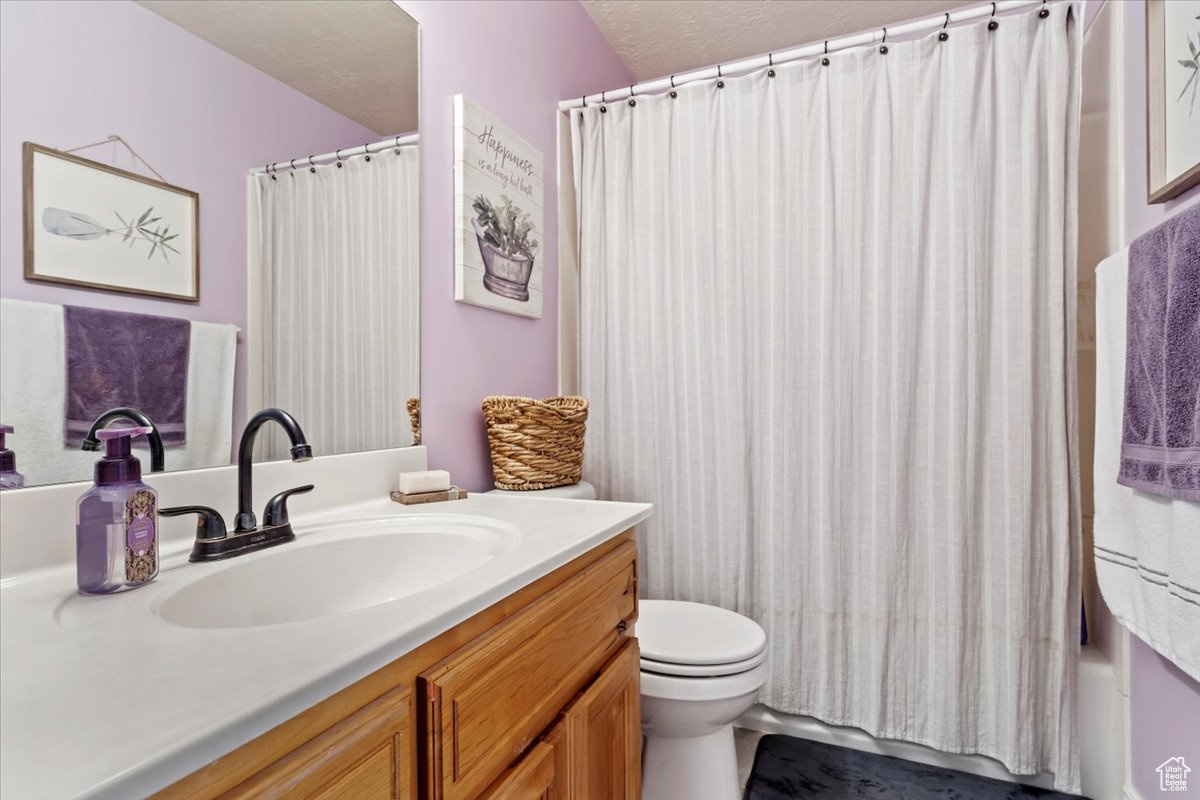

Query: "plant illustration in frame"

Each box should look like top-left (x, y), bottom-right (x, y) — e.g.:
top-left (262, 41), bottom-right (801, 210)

top-left (1146, 0), bottom-right (1200, 203)
top-left (42, 206), bottom-right (182, 263)
top-left (1177, 14), bottom-right (1199, 115)
top-left (23, 142), bottom-right (199, 301)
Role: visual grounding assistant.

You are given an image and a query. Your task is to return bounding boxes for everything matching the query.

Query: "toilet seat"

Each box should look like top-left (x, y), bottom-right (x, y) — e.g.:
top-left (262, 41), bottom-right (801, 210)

top-left (640, 646), bottom-right (766, 677)
top-left (637, 600), bottom-right (767, 677)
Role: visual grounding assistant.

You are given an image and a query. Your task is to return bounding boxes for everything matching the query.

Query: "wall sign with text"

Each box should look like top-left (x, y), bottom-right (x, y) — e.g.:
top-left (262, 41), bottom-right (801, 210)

top-left (453, 95), bottom-right (545, 319)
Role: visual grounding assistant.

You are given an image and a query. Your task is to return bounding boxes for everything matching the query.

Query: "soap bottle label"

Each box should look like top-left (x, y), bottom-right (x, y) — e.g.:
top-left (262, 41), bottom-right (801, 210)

top-left (125, 490), bottom-right (157, 584)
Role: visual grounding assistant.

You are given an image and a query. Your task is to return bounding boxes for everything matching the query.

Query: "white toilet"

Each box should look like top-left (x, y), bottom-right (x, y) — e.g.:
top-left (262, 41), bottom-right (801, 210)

top-left (486, 483), bottom-right (768, 800)
top-left (637, 600), bottom-right (767, 800)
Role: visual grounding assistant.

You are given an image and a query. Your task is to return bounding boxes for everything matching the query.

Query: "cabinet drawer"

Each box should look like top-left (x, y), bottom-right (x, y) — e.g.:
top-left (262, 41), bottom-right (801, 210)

top-left (219, 687), bottom-right (411, 800)
top-left (422, 541), bottom-right (638, 800)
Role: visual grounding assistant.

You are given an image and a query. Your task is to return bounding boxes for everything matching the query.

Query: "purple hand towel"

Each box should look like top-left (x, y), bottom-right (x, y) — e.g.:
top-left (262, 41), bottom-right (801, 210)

top-left (63, 306), bottom-right (190, 447)
top-left (1118, 203), bottom-right (1200, 501)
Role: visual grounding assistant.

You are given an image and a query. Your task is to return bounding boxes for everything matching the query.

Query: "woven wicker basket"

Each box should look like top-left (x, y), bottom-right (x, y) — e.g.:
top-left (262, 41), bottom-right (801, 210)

top-left (406, 397), bottom-right (421, 445)
top-left (482, 396), bottom-right (588, 490)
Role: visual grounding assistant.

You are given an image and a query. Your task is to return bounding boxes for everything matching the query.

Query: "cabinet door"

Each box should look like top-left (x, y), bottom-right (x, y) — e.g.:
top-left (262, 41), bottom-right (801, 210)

top-left (557, 640), bottom-right (642, 800)
top-left (478, 741), bottom-right (556, 800)
top-left (422, 542), bottom-right (637, 800)
top-left (219, 688), bottom-right (411, 800)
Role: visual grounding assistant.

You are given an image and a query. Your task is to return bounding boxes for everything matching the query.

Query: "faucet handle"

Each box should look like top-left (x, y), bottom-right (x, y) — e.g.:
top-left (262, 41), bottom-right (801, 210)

top-left (161, 505), bottom-right (228, 541)
top-left (263, 485), bottom-right (314, 528)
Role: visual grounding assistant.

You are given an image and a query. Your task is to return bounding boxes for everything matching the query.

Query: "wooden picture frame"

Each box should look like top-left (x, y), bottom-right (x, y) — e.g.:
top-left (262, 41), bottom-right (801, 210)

top-left (1145, 0), bottom-right (1200, 204)
top-left (23, 142), bottom-right (200, 301)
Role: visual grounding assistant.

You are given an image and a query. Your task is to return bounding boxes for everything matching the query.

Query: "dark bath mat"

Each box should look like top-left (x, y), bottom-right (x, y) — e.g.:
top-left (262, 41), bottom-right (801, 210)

top-left (743, 734), bottom-right (1087, 800)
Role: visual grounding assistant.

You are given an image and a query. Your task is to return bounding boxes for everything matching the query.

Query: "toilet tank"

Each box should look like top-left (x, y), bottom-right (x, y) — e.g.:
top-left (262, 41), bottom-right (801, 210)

top-left (485, 481), bottom-right (597, 500)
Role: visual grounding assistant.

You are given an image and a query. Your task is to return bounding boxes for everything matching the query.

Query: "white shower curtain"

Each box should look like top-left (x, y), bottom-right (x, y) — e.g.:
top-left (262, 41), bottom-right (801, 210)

top-left (574, 4), bottom-right (1081, 791)
top-left (252, 148), bottom-right (419, 459)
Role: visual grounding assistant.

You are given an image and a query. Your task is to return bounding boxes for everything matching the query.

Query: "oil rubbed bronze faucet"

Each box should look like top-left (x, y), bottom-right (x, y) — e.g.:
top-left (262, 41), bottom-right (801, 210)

top-left (234, 408), bottom-right (313, 532)
top-left (161, 408), bottom-right (313, 562)
top-left (81, 407), bottom-right (166, 473)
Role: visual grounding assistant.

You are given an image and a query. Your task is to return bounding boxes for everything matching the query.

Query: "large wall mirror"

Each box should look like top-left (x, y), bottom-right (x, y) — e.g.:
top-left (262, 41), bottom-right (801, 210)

top-left (0, 0), bottom-right (420, 489)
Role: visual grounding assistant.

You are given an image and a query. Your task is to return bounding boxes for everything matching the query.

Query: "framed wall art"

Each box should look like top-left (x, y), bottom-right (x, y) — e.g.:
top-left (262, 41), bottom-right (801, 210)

top-left (23, 142), bottom-right (199, 301)
top-left (1146, 0), bottom-right (1200, 203)
top-left (453, 95), bottom-right (544, 319)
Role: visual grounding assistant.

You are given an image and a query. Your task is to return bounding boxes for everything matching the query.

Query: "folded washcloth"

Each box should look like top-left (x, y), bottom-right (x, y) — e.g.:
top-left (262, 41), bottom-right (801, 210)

top-left (1118, 203), bottom-right (1200, 501)
top-left (63, 306), bottom-right (190, 447)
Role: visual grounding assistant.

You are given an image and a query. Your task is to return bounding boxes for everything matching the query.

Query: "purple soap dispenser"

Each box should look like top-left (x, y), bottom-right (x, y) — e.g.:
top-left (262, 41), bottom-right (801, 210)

top-left (0, 424), bottom-right (24, 490)
top-left (76, 423), bottom-right (159, 594)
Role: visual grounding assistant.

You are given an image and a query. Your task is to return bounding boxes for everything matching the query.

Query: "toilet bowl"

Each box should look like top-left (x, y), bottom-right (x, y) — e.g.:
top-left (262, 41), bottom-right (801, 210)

top-left (638, 600), bottom-right (768, 800)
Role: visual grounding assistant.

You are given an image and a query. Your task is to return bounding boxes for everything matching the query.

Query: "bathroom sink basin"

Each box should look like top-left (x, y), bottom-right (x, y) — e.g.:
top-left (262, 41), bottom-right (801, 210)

top-left (157, 515), bottom-right (519, 629)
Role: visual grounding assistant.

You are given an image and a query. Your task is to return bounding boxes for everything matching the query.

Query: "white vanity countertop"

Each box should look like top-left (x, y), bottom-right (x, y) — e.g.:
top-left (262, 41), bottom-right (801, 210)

top-left (0, 494), bottom-right (652, 800)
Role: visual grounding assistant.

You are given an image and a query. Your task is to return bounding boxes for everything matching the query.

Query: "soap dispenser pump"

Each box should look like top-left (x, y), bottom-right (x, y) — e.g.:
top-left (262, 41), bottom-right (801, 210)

top-left (0, 424), bottom-right (24, 490)
top-left (76, 423), bottom-right (159, 594)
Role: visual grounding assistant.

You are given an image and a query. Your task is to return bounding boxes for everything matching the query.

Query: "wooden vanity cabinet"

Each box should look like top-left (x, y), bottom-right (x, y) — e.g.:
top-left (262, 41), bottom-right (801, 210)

top-left (154, 533), bottom-right (640, 800)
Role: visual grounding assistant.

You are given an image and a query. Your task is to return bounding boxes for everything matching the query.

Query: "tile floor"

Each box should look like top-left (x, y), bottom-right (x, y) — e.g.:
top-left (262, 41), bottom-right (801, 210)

top-left (734, 727), bottom-right (766, 794)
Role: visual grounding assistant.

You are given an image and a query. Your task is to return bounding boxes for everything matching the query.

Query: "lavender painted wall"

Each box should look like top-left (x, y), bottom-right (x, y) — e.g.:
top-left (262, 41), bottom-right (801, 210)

top-left (397, 0), bottom-right (632, 490)
top-left (0, 0), bottom-right (378, 442)
top-left (1117, 3), bottom-right (1200, 797)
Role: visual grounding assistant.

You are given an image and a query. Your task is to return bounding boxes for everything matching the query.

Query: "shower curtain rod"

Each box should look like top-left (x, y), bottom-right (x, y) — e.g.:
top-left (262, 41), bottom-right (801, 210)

top-left (557, 0), bottom-right (1059, 110)
top-left (250, 132), bottom-right (418, 175)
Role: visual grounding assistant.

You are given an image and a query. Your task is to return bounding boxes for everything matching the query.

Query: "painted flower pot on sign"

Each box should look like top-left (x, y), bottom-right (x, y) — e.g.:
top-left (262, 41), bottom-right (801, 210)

top-left (473, 216), bottom-right (534, 301)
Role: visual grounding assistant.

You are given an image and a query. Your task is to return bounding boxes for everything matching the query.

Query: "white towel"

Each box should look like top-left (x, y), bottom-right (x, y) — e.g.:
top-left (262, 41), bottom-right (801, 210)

top-left (1094, 249), bottom-right (1200, 681)
top-left (0, 298), bottom-right (237, 487)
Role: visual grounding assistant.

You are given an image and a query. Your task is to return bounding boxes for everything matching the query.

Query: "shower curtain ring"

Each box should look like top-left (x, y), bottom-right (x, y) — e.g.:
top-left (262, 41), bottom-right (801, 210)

top-left (394, 136), bottom-right (402, 154)
top-left (670, 75), bottom-right (678, 97)
top-left (938, 13), bottom-right (950, 41)
top-left (364, 144), bottom-right (371, 162)
top-left (821, 40), bottom-right (830, 66)
top-left (880, 27), bottom-right (889, 54)
top-left (600, 90), bottom-right (607, 112)
top-left (288, 158), bottom-right (296, 177)
top-left (768, 53), bottom-right (775, 77)
top-left (266, 163), bottom-right (275, 181)
top-left (716, 64), bottom-right (724, 88)
top-left (335, 148), bottom-right (343, 168)
top-left (629, 84), bottom-right (636, 106)
top-left (308, 155), bottom-right (316, 173)
top-left (988, 3), bottom-right (999, 30)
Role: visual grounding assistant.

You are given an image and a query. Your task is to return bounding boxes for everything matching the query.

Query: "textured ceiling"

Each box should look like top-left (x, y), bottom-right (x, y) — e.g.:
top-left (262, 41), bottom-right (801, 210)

top-left (137, 0), bottom-right (417, 136)
top-left (580, 0), bottom-right (966, 81)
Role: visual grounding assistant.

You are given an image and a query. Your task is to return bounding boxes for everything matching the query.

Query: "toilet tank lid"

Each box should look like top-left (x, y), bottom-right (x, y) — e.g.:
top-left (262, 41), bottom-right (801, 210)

top-left (637, 600), bottom-right (766, 666)
top-left (485, 481), bottom-right (597, 500)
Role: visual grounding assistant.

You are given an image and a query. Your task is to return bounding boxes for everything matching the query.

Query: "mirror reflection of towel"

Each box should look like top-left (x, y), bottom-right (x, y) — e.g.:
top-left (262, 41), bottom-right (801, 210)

top-left (63, 306), bottom-right (190, 447)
